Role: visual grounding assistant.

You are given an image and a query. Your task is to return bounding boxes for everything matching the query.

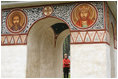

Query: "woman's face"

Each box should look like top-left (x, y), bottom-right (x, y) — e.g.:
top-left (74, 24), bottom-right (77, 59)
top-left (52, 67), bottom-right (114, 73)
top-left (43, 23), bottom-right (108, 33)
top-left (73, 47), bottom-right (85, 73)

top-left (64, 55), bottom-right (67, 58)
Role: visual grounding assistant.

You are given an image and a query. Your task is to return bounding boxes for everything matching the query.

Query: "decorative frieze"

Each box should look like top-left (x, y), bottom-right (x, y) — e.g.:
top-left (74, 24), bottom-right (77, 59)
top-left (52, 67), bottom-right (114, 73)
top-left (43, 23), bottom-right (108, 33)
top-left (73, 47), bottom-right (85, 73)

top-left (2, 2), bottom-right (104, 34)
top-left (1, 34), bottom-right (27, 45)
top-left (70, 30), bottom-right (110, 44)
top-left (1, 2), bottom-right (114, 46)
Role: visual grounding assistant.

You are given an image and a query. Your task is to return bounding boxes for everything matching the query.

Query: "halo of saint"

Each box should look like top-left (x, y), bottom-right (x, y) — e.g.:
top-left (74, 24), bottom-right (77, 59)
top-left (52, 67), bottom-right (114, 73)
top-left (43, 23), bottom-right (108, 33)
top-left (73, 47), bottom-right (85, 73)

top-left (71, 3), bottom-right (97, 28)
top-left (7, 10), bottom-right (27, 33)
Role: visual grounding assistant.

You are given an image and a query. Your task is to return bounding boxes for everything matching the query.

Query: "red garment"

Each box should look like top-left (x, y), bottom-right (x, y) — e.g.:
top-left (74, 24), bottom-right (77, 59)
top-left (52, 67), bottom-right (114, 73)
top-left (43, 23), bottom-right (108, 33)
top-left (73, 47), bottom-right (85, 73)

top-left (76, 19), bottom-right (93, 27)
top-left (63, 58), bottom-right (70, 68)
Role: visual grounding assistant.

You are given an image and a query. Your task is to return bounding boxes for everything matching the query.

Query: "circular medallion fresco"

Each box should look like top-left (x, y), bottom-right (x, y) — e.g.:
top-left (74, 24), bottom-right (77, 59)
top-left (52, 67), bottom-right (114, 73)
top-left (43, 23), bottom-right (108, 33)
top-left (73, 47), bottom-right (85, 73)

top-left (6, 9), bottom-right (27, 33)
top-left (71, 3), bottom-right (97, 29)
top-left (43, 6), bottom-right (53, 16)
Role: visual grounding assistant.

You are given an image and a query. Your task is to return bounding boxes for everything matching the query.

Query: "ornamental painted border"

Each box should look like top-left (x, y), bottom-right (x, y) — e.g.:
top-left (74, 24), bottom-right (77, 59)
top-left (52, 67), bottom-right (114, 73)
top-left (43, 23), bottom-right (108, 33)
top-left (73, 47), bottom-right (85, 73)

top-left (1, 34), bottom-right (27, 45)
top-left (1, 2), bottom-right (112, 47)
top-left (70, 30), bottom-right (110, 45)
top-left (1, 30), bottom-right (110, 46)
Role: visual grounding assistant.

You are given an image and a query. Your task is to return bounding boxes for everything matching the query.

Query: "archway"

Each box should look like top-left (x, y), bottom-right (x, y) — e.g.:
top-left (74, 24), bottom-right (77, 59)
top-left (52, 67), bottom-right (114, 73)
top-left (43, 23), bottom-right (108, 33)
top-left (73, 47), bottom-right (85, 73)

top-left (26, 17), bottom-right (70, 78)
top-left (109, 22), bottom-right (116, 77)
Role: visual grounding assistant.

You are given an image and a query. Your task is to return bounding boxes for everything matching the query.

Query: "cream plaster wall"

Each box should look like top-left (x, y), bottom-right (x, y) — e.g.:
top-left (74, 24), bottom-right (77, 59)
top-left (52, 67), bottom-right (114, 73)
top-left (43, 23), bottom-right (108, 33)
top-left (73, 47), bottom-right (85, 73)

top-left (70, 44), bottom-right (111, 78)
top-left (109, 23), bottom-right (117, 78)
top-left (1, 45), bottom-right (27, 78)
top-left (114, 49), bottom-right (117, 77)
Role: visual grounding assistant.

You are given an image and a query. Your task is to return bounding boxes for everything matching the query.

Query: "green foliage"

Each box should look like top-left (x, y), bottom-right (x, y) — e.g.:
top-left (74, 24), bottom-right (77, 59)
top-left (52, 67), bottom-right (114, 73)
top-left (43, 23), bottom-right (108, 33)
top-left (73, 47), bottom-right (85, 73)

top-left (63, 35), bottom-right (70, 58)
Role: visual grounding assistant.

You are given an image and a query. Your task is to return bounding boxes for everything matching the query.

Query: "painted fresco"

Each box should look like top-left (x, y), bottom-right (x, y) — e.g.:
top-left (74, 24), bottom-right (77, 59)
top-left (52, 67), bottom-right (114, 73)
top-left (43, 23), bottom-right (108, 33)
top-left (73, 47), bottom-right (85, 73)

top-left (2, 2), bottom-right (113, 46)
top-left (6, 10), bottom-right (27, 33)
top-left (71, 3), bottom-right (97, 28)
top-left (1, 2), bottom-right (104, 34)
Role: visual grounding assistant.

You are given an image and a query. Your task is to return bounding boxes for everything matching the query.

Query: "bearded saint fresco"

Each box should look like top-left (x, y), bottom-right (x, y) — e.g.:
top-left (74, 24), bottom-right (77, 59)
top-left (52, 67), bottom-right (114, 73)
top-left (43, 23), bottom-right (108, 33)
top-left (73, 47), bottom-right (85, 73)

top-left (7, 10), bottom-right (26, 32)
top-left (11, 14), bottom-right (22, 31)
top-left (72, 3), bottom-right (97, 28)
top-left (76, 6), bottom-right (93, 27)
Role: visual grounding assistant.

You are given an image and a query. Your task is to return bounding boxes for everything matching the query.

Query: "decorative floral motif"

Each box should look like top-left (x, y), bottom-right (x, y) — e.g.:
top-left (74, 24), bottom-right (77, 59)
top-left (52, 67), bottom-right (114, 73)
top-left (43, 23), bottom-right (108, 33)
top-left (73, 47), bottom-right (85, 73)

top-left (43, 6), bottom-right (53, 16)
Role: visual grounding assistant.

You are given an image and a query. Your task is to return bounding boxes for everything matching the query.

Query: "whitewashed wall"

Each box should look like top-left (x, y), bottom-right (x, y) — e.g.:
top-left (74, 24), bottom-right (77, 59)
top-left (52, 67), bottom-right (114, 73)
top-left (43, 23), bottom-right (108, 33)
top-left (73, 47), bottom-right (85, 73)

top-left (114, 49), bottom-right (117, 77)
top-left (70, 44), bottom-right (111, 78)
top-left (1, 45), bottom-right (27, 78)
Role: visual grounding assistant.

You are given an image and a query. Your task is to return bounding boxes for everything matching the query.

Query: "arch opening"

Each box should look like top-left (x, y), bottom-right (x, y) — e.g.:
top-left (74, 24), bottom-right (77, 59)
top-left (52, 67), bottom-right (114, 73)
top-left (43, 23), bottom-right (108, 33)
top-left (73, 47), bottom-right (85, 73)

top-left (26, 17), bottom-right (70, 78)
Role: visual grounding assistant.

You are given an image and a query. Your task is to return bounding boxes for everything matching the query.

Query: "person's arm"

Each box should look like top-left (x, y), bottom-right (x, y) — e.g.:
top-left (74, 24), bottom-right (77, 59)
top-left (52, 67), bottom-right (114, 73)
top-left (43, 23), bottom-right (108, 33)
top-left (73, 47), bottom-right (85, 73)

top-left (68, 59), bottom-right (70, 64)
top-left (63, 59), bottom-right (66, 65)
top-left (64, 59), bottom-right (70, 66)
top-left (66, 59), bottom-right (70, 65)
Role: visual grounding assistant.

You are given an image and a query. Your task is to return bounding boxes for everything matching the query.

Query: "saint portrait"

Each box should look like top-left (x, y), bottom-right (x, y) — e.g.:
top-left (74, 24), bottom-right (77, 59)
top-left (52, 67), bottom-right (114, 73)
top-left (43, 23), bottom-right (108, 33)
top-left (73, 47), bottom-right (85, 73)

top-left (6, 10), bottom-right (27, 33)
top-left (71, 3), bottom-right (97, 28)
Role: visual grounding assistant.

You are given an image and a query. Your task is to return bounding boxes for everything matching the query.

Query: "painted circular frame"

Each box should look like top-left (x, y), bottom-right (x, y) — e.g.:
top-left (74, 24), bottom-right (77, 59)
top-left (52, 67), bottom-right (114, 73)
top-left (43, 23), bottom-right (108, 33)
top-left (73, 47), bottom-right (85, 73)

top-left (43, 6), bottom-right (53, 16)
top-left (6, 9), bottom-right (27, 33)
top-left (71, 3), bottom-right (98, 29)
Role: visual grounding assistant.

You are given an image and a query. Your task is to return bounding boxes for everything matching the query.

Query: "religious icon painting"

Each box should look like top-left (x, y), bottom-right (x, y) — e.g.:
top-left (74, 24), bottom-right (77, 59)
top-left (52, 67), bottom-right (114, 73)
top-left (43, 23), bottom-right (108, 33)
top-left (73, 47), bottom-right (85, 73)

top-left (6, 9), bottom-right (27, 33)
top-left (71, 3), bottom-right (97, 29)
